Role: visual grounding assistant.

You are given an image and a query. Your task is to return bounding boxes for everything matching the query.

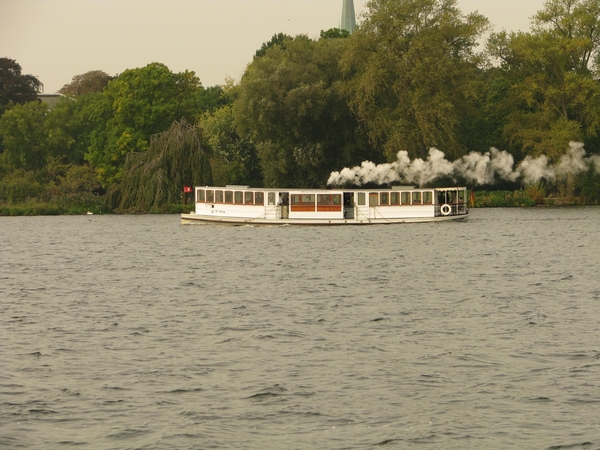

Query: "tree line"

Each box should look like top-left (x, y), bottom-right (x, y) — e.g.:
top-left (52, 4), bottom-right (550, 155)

top-left (1, 0), bottom-right (600, 213)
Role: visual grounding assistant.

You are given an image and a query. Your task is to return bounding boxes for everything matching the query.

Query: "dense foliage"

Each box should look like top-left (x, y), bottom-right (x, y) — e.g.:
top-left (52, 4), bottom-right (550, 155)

top-left (0, 58), bottom-right (43, 116)
top-left (1, 0), bottom-right (600, 214)
top-left (110, 119), bottom-right (212, 212)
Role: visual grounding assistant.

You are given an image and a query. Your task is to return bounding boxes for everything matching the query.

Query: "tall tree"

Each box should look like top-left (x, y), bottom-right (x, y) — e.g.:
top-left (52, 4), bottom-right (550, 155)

top-left (58, 70), bottom-right (113, 96)
top-left (341, 0), bottom-right (490, 160)
top-left (199, 104), bottom-right (262, 186)
top-left (84, 63), bottom-right (202, 186)
top-left (234, 35), bottom-right (373, 187)
top-left (0, 101), bottom-right (49, 171)
top-left (0, 58), bottom-right (43, 116)
top-left (254, 33), bottom-right (292, 59)
top-left (487, 0), bottom-right (600, 160)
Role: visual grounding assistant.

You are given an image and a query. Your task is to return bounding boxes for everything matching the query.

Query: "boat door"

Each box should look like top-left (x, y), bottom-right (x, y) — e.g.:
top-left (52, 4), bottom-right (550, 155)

top-left (369, 192), bottom-right (379, 219)
top-left (278, 192), bottom-right (289, 219)
top-left (343, 192), bottom-right (354, 219)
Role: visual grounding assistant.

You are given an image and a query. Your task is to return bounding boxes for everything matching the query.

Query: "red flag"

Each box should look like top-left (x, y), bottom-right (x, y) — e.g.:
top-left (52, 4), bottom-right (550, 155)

top-left (183, 186), bottom-right (192, 193)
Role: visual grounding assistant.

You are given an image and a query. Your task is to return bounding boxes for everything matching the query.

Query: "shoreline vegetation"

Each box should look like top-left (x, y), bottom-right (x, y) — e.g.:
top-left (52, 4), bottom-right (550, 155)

top-left (2, 1), bottom-right (600, 214)
top-left (1, 190), bottom-right (598, 216)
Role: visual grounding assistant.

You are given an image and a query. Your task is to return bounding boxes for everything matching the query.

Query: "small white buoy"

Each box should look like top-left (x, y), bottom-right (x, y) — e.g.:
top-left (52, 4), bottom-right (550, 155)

top-left (86, 211), bottom-right (93, 215)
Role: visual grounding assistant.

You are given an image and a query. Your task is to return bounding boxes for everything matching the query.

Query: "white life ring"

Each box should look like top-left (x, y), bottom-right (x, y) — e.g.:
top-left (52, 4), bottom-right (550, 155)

top-left (440, 204), bottom-right (452, 216)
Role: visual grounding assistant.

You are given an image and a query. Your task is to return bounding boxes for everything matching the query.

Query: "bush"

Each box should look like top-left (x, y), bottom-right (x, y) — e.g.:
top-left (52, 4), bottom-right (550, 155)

top-left (0, 170), bottom-right (45, 203)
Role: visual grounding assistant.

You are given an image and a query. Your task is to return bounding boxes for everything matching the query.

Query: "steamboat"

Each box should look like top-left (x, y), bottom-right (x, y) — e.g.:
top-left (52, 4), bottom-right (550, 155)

top-left (181, 185), bottom-right (468, 225)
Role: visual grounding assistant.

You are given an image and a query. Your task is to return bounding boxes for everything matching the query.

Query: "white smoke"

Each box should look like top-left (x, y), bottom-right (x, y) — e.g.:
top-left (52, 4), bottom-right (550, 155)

top-left (327, 142), bottom-right (600, 187)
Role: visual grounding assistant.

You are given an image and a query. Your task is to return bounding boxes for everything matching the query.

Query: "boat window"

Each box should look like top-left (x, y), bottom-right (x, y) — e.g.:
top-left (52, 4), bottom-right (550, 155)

top-left (215, 190), bottom-right (224, 203)
top-left (317, 194), bottom-right (330, 205)
top-left (196, 189), bottom-right (205, 203)
top-left (437, 191), bottom-right (446, 204)
top-left (423, 191), bottom-right (432, 205)
top-left (317, 194), bottom-right (342, 212)
top-left (206, 190), bottom-right (215, 203)
top-left (256, 192), bottom-right (265, 205)
top-left (458, 190), bottom-right (466, 204)
top-left (268, 192), bottom-right (275, 205)
top-left (357, 192), bottom-right (365, 205)
top-left (234, 191), bottom-right (243, 204)
top-left (291, 194), bottom-right (315, 211)
top-left (390, 192), bottom-right (400, 205)
top-left (224, 191), bottom-right (233, 204)
top-left (244, 191), bottom-right (254, 205)
top-left (401, 192), bottom-right (410, 205)
top-left (369, 193), bottom-right (379, 206)
top-left (412, 191), bottom-right (422, 205)
top-left (380, 192), bottom-right (389, 205)
top-left (292, 194), bottom-right (315, 206)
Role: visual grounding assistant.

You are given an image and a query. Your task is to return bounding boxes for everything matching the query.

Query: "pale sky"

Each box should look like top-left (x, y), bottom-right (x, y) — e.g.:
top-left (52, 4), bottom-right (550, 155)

top-left (0, 0), bottom-right (546, 94)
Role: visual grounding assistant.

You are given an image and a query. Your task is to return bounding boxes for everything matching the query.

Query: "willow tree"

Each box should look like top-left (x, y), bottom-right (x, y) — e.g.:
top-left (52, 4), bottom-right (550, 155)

top-left (112, 119), bottom-right (212, 211)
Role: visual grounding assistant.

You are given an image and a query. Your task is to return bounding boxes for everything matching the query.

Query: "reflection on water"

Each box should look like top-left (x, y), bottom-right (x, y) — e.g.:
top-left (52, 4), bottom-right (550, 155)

top-left (2, 208), bottom-right (600, 449)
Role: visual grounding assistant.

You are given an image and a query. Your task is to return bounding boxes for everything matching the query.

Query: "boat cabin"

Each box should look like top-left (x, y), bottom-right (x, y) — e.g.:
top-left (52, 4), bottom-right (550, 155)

top-left (186, 185), bottom-right (468, 224)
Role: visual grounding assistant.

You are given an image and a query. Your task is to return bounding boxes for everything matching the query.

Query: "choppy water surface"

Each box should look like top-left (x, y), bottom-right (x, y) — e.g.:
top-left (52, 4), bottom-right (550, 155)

top-left (2, 207), bottom-right (600, 449)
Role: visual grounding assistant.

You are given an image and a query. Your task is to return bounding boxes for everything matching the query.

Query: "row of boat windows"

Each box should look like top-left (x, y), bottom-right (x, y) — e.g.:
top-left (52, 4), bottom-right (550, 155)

top-left (197, 190), bottom-right (271, 205)
top-left (291, 192), bottom-right (436, 206)
top-left (359, 191), bottom-right (433, 206)
top-left (196, 189), bottom-right (438, 206)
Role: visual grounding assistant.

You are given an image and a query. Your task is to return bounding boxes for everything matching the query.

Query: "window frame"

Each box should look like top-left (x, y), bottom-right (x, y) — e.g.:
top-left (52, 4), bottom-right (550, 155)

top-left (412, 191), bottom-right (422, 205)
top-left (401, 192), bottom-right (410, 205)
top-left (234, 191), bottom-right (243, 204)
top-left (380, 192), bottom-right (390, 206)
top-left (206, 190), bottom-right (215, 203)
top-left (317, 194), bottom-right (342, 212)
top-left (423, 191), bottom-right (433, 205)
top-left (291, 193), bottom-right (316, 212)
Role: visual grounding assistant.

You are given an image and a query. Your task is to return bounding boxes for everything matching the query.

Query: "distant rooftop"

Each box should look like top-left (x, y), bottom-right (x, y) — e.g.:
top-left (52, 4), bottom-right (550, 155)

top-left (38, 93), bottom-right (63, 108)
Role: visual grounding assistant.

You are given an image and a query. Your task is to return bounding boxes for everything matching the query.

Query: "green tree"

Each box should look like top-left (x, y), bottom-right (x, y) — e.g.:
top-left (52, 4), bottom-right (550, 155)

top-left (254, 33), bottom-right (293, 59)
top-left (487, 0), bottom-right (600, 161)
top-left (0, 169), bottom-right (44, 203)
top-left (235, 35), bottom-right (373, 187)
top-left (200, 104), bottom-right (262, 186)
top-left (112, 119), bottom-right (212, 211)
top-left (320, 28), bottom-right (350, 39)
top-left (0, 101), bottom-right (49, 171)
top-left (43, 94), bottom-right (106, 166)
top-left (341, 0), bottom-right (490, 160)
top-left (193, 85), bottom-right (228, 114)
top-left (85, 63), bottom-right (202, 186)
top-left (0, 58), bottom-right (43, 116)
top-left (58, 70), bottom-right (113, 96)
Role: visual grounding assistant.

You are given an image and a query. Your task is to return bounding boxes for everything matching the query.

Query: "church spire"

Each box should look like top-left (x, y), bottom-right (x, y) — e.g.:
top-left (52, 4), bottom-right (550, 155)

top-left (341, 0), bottom-right (356, 34)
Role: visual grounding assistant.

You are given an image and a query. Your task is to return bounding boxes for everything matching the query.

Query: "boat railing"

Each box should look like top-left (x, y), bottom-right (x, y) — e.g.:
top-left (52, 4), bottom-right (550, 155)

top-left (435, 202), bottom-right (468, 217)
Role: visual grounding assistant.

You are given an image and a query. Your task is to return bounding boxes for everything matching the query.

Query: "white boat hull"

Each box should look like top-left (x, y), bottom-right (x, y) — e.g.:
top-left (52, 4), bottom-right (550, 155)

top-left (181, 212), bottom-right (467, 226)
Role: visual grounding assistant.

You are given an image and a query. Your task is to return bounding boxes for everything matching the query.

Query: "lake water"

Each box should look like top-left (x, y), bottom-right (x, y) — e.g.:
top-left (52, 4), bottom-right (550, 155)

top-left (2, 207), bottom-right (600, 449)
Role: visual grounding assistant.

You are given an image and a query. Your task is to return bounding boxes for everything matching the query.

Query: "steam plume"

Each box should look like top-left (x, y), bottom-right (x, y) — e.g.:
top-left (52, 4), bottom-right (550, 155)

top-left (327, 142), bottom-right (600, 187)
